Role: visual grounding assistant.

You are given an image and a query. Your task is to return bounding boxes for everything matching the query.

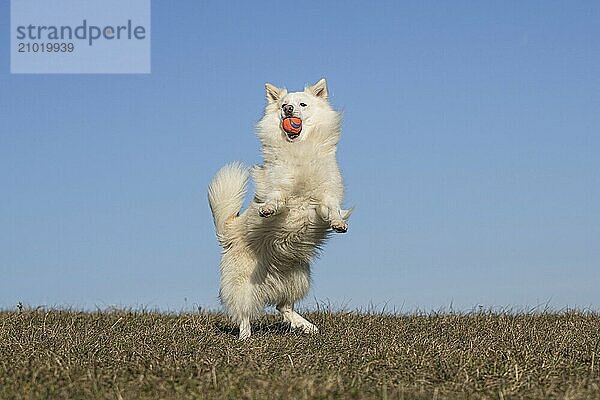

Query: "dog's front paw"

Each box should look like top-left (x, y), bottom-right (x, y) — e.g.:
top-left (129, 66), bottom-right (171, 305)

top-left (259, 204), bottom-right (276, 218)
top-left (331, 220), bottom-right (348, 233)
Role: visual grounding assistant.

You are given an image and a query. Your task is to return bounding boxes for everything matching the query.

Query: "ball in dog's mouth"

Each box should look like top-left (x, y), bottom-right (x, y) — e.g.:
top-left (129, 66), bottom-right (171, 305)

top-left (282, 117), bottom-right (302, 140)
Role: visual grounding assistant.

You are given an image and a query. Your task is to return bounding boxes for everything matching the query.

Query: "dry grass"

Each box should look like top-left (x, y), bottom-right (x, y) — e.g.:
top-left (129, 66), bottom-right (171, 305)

top-left (1, 307), bottom-right (599, 399)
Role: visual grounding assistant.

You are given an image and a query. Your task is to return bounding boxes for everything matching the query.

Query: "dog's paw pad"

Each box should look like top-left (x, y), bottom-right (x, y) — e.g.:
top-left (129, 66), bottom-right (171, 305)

top-left (331, 220), bottom-right (348, 233)
top-left (259, 205), bottom-right (276, 218)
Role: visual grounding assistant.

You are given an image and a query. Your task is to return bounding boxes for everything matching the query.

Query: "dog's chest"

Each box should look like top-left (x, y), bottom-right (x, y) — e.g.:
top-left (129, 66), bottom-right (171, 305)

top-left (288, 163), bottom-right (325, 197)
top-left (276, 154), bottom-right (335, 200)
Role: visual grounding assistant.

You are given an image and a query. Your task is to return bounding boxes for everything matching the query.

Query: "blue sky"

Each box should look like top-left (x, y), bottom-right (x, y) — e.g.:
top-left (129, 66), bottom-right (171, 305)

top-left (1, 1), bottom-right (598, 311)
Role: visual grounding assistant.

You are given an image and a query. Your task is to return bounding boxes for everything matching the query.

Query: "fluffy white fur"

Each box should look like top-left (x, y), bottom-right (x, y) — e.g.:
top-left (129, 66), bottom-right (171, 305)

top-left (208, 79), bottom-right (351, 339)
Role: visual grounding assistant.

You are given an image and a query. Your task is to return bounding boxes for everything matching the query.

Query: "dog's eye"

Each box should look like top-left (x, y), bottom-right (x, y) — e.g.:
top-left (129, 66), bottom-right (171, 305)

top-left (300, 103), bottom-right (307, 107)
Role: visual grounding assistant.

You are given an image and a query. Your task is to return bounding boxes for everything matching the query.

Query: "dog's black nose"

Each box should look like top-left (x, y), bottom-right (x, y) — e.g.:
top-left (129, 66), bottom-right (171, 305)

top-left (282, 104), bottom-right (294, 116)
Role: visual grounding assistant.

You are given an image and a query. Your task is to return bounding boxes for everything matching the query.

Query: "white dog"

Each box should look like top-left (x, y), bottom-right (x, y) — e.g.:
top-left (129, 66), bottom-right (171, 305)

top-left (208, 79), bottom-right (351, 339)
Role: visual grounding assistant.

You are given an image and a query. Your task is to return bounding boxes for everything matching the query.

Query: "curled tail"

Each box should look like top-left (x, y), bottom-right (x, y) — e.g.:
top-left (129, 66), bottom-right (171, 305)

top-left (208, 162), bottom-right (249, 242)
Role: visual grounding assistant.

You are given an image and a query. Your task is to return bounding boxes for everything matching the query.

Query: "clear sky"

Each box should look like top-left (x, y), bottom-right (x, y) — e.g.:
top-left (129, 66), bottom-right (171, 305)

top-left (1, 1), bottom-right (599, 312)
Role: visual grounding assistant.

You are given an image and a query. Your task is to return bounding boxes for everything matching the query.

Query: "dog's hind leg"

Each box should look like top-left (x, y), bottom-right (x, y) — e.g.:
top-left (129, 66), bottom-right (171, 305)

top-left (220, 249), bottom-right (262, 340)
top-left (277, 304), bottom-right (318, 334)
top-left (239, 317), bottom-right (251, 340)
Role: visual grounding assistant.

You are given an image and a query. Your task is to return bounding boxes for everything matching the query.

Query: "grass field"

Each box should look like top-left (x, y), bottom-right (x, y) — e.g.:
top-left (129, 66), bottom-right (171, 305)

top-left (1, 308), bottom-right (599, 399)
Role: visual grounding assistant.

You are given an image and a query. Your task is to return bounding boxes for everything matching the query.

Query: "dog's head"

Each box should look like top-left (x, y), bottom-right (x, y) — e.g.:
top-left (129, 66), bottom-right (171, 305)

top-left (259, 79), bottom-right (338, 144)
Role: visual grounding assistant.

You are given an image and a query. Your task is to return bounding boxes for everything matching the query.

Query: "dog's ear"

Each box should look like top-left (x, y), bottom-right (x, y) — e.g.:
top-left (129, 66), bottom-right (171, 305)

top-left (265, 83), bottom-right (286, 103)
top-left (306, 78), bottom-right (328, 99)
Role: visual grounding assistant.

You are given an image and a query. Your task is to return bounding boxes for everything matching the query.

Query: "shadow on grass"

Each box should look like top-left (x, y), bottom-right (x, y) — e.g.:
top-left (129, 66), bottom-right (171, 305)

top-left (214, 320), bottom-right (292, 338)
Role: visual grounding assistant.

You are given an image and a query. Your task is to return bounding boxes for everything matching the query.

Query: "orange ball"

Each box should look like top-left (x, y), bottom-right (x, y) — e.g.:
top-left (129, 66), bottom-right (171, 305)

top-left (282, 117), bottom-right (302, 135)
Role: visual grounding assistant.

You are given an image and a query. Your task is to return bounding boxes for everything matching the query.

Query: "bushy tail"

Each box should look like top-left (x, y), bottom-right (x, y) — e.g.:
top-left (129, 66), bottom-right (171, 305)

top-left (208, 162), bottom-right (249, 242)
